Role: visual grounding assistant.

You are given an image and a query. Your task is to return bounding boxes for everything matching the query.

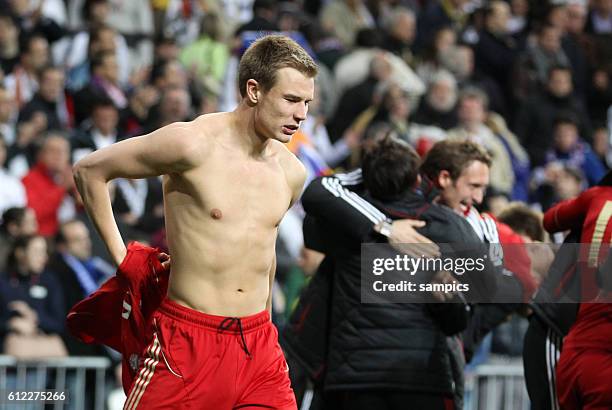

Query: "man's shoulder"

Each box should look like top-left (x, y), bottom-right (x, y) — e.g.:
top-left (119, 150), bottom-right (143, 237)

top-left (159, 113), bottom-right (231, 152)
top-left (271, 139), bottom-right (302, 167)
top-left (583, 185), bottom-right (612, 202)
top-left (190, 112), bottom-right (231, 132)
top-left (270, 140), bottom-right (306, 190)
top-left (421, 202), bottom-right (456, 224)
top-left (423, 203), bottom-right (476, 240)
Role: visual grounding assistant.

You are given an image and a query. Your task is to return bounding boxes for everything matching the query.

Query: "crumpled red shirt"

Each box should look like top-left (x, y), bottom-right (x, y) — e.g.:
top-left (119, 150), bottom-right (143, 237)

top-left (66, 242), bottom-right (169, 392)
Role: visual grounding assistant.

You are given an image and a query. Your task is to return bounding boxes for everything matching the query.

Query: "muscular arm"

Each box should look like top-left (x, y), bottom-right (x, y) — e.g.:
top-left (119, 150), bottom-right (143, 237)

top-left (267, 150), bottom-right (305, 317)
top-left (73, 123), bottom-right (202, 265)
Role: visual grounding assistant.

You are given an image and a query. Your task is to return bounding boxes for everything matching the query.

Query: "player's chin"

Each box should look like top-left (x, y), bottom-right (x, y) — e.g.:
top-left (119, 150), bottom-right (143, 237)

top-left (274, 132), bottom-right (292, 143)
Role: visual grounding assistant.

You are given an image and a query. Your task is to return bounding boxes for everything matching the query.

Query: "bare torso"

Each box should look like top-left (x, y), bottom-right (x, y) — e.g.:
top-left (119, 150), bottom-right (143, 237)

top-left (163, 114), bottom-right (297, 317)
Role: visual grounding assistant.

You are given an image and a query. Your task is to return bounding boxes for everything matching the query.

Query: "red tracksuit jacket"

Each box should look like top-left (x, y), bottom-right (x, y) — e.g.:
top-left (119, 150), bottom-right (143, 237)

top-left (544, 186), bottom-right (612, 350)
top-left (66, 242), bottom-right (169, 392)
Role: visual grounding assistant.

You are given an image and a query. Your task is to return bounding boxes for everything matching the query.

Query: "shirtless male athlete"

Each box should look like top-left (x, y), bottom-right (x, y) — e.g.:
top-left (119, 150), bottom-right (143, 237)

top-left (73, 35), bottom-right (316, 409)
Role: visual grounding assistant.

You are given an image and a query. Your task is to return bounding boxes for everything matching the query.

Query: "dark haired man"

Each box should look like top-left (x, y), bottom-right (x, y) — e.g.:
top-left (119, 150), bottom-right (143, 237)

top-left (5, 34), bottom-right (49, 108)
top-left (291, 136), bottom-right (501, 410)
top-left (514, 65), bottom-right (591, 166)
top-left (72, 50), bottom-right (126, 125)
top-left (73, 35), bottom-right (317, 409)
top-left (0, 207), bottom-right (37, 272)
top-left (49, 219), bottom-right (114, 355)
top-left (18, 66), bottom-right (67, 132)
top-left (71, 97), bottom-right (121, 163)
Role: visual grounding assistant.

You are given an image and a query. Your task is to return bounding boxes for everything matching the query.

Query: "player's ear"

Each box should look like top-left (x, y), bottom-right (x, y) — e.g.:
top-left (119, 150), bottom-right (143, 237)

top-left (438, 170), bottom-right (452, 189)
top-left (245, 79), bottom-right (260, 105)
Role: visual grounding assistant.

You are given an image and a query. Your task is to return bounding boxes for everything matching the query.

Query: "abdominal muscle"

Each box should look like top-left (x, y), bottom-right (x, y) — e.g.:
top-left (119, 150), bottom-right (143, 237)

top-left (163, 212), bottom-right (277, 318)
top-left (167, 270), bottom-right (271, 318)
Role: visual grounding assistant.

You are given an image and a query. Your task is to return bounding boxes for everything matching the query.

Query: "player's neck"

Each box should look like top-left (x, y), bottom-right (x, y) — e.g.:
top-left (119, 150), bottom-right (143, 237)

top-left (231, 104), bottom-right (271, 157)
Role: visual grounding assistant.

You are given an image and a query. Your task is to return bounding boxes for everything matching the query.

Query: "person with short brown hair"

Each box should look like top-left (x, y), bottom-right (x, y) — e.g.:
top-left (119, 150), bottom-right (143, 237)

top-left (497, 203), bottom-right (545, 242)
top-left (73, 34), bottom-right (316, 409)
top-left (237, 34), bottom-right (318, 98)
top-left (421, 139), bottom-right (491, 181)
top-left (420, 139), bottom-right (492, 212)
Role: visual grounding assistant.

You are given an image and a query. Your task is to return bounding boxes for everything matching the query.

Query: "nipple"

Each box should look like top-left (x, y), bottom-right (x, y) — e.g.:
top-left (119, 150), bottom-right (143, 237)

top-left (210, 208), bottom-right (223, 219)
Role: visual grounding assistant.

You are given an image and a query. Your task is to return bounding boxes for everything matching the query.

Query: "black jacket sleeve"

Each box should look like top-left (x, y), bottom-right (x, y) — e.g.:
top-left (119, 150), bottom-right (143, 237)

top-left (301, 172), bottom-right (388, 242)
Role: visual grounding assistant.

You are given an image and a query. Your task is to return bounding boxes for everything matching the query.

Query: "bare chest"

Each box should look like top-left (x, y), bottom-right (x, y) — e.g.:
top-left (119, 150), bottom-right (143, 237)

top-left (168, 154), bottom-right (292, 227)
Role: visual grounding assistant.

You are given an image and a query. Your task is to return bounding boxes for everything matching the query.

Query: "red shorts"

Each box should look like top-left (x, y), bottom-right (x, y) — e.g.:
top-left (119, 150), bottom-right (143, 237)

top-left (556, 347), bottom-right (612, 410)
top-left (123, 298), bottom-right (297, 410)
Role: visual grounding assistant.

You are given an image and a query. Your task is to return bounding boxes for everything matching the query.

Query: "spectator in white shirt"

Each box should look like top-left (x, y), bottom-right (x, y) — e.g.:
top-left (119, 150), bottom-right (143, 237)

top-left (5, 34), bottom-right (49, 108)
top-left (0, 135), bottom-right (26, 216)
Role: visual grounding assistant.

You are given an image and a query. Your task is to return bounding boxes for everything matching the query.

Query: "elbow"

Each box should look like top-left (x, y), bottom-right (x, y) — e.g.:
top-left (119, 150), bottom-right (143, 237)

top-left (72, 159), bottom-right (87, 186)
top-left (72, 157), bottom-right (102, 189)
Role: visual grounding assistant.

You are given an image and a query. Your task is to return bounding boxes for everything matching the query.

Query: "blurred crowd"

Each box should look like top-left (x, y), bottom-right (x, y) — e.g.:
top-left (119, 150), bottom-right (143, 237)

top-left (0, 0), bottom-right (610, 406)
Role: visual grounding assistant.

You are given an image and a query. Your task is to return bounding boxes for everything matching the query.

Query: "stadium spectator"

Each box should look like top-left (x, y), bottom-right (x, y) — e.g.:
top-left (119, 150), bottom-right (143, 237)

top-left (329, 50), bottom-right (391, 139)
top-left (449, 44), bottom-right (508, 119)
top-left (515, 23), bottom-right (569, 100)
top-left (473, 0), bottom-right (522, 108)
top-left (587, 66), bottom-right (612, 124)
top-left (5, 34), bottom-right (49, 108)
top-left (447, 87), bottom-right (515, 196)
top-left (69, 0), bottom-right (154, 69)
top-left (415, 26), bottom-right (457, 84)
top-left (64, 21), bottom-right (131, 91)
top-left (514, 65), bottom-right (592, 166)
top-left (111, 176), bottom-right (164, 236)
top-left (18, 66), bottom-right (68, 132)
top-left (22, 134), bottom-right (73, 236)
top-left (413, 69), bottom-right (459, 130)
top-left (179, 13), bottom-right (229, 97)
top-left (146, 86), bottom-right (191, 130)
top-left (236, 0), bottom-right (279, 37)
top-left (415, 0), bottom-right (469, 52)
top-left (585, 0), bottom-right (612, 35)
top-left (0, 207), bottom-right (37, 273)
top-left (562, 0), bottom-right (591, 101)
top-left (71, 96), bottom-right (121, 163)
top-left (120, 85), bottom-right (159, 136)
top-left (8, 0), bottom-right (65, 44)
top-left (0, 135), bottom-right (26, 216)
top-left (0, 13), bottom-right (21, 74)
top-left (381, 7), bottom-right (417, 65)
top-left (319, 0), bottom-right (375, 49)
top-left (72, 50), bottom-right (127, 125)
top-left (542, 114), bottom-right (606, 186)
top-left (0, 235), bottom-right (67, 358)
top-left (49, 219), bottom-right (113, 355)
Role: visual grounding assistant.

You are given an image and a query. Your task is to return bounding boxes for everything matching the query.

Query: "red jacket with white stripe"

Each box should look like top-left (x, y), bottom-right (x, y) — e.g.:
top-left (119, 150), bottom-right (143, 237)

top-left (66, 242), bottom-right (169, 392)
top-left (543, 186), bottom-right (612, 350)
